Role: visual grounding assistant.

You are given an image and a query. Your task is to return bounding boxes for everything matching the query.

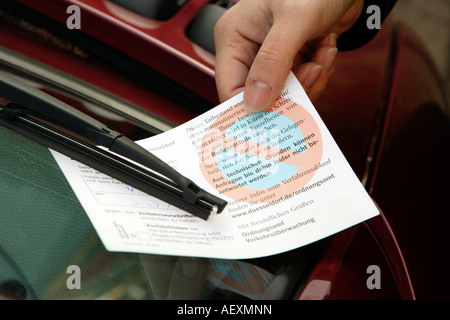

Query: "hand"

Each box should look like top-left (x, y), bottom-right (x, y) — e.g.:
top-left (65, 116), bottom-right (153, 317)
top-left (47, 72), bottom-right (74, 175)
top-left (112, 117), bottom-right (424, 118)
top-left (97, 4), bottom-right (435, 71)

top-left (214, 0), bottom-right (364, 112)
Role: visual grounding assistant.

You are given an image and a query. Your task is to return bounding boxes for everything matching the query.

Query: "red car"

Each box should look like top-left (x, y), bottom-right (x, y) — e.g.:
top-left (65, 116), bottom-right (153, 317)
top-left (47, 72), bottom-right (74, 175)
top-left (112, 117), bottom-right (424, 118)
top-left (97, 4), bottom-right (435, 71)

top-left (0, 0), bottom-right (448, 300)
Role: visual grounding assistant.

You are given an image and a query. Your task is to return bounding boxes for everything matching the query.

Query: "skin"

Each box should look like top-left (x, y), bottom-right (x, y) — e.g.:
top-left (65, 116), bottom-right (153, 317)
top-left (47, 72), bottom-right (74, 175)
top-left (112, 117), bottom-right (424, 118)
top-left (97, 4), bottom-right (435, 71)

top-left (214, 0), bottom-right (365, 112)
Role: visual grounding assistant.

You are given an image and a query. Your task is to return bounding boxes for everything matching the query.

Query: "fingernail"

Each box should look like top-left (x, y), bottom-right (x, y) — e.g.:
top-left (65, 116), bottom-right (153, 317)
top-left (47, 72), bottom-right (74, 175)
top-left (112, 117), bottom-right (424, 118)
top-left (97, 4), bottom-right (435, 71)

top-left (303, 65), bottom-right (323, 89)
top-left (327, 33), bottom-right (337, 45)
top-left (323, 48), bottom-right (338, 72)
top-left (244, 81), bottom-right (272, 112)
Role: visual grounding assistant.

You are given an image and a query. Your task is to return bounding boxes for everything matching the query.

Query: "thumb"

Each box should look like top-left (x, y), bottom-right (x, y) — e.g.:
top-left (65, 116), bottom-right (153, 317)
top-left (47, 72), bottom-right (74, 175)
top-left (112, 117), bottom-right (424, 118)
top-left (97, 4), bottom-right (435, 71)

top-left (243, 21), bottom-right (308, 112)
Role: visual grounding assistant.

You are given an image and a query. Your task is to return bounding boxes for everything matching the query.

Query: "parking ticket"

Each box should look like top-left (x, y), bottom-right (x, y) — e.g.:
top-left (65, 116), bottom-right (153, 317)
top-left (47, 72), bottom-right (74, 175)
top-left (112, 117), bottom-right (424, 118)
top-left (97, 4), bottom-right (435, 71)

top-left (52, 72), bottom-right (379, 259)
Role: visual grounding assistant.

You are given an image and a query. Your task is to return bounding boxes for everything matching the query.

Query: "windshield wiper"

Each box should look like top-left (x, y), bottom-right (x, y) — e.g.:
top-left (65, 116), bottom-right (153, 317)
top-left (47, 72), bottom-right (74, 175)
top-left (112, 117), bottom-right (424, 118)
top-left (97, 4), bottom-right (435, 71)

top-left (0, 70), bottom-right (227, 220)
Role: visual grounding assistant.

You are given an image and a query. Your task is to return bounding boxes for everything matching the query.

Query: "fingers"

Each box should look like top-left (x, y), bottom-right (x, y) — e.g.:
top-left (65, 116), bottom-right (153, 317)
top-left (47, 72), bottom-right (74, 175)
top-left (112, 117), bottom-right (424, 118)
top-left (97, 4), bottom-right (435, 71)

top-left (294, 33), bottom-right (338, 101)
top-left (214, 36), bottom-right (258, 103)
top-left (307, 48), bottom-right (337, 101)
top-left (214, 0), bottom-right (360, 110)
top-left (213, 5), bottom-right (262, 104)
top-left (243, 18), bottom-right (311, 112)
top-left (214, 0), bottom-right (313, 112)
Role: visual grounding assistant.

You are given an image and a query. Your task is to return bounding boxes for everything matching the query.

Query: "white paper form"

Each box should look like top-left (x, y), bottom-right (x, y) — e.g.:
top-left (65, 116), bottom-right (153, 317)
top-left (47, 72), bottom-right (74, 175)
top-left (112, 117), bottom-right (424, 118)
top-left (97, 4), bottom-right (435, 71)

top-left (51, 72), bottom-right (379, 259)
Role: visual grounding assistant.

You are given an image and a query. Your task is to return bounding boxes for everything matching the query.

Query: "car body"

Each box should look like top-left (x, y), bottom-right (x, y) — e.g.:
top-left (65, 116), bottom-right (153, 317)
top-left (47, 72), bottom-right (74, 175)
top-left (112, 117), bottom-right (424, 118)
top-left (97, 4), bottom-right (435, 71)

top-left (0, 0), bottom-right (449, 300)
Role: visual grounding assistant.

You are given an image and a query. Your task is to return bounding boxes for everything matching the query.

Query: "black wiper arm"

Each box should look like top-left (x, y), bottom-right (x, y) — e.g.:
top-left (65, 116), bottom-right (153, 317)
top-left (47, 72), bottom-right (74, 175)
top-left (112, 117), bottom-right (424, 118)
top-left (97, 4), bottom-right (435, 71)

top-left (0, 70), bottom-right (227, 220)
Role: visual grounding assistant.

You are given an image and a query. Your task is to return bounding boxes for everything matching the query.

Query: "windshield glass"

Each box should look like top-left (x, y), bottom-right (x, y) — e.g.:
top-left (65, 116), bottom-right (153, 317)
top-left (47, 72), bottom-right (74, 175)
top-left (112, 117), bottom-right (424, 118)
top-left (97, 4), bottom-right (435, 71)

top-left (0, 55), bottom-right (327, 301)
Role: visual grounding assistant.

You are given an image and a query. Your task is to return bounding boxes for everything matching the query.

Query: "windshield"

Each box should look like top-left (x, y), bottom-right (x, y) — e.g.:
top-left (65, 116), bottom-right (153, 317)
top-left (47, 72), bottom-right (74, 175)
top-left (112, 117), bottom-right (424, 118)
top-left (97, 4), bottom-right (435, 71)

top-left (0, 50), bottom-right (327, 301)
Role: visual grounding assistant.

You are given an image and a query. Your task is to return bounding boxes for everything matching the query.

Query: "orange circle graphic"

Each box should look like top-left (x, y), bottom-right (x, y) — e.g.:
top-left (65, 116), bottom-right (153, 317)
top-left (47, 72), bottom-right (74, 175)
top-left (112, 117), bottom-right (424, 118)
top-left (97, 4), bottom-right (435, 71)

top-left (199, 97), bottom-right (323, 203)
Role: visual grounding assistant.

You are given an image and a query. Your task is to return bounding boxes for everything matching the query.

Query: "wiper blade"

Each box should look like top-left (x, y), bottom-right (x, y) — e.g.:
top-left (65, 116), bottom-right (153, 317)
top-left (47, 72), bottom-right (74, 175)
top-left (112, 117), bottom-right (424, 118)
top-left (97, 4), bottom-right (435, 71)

top-left (0, 70), bottom-right (227, 220)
